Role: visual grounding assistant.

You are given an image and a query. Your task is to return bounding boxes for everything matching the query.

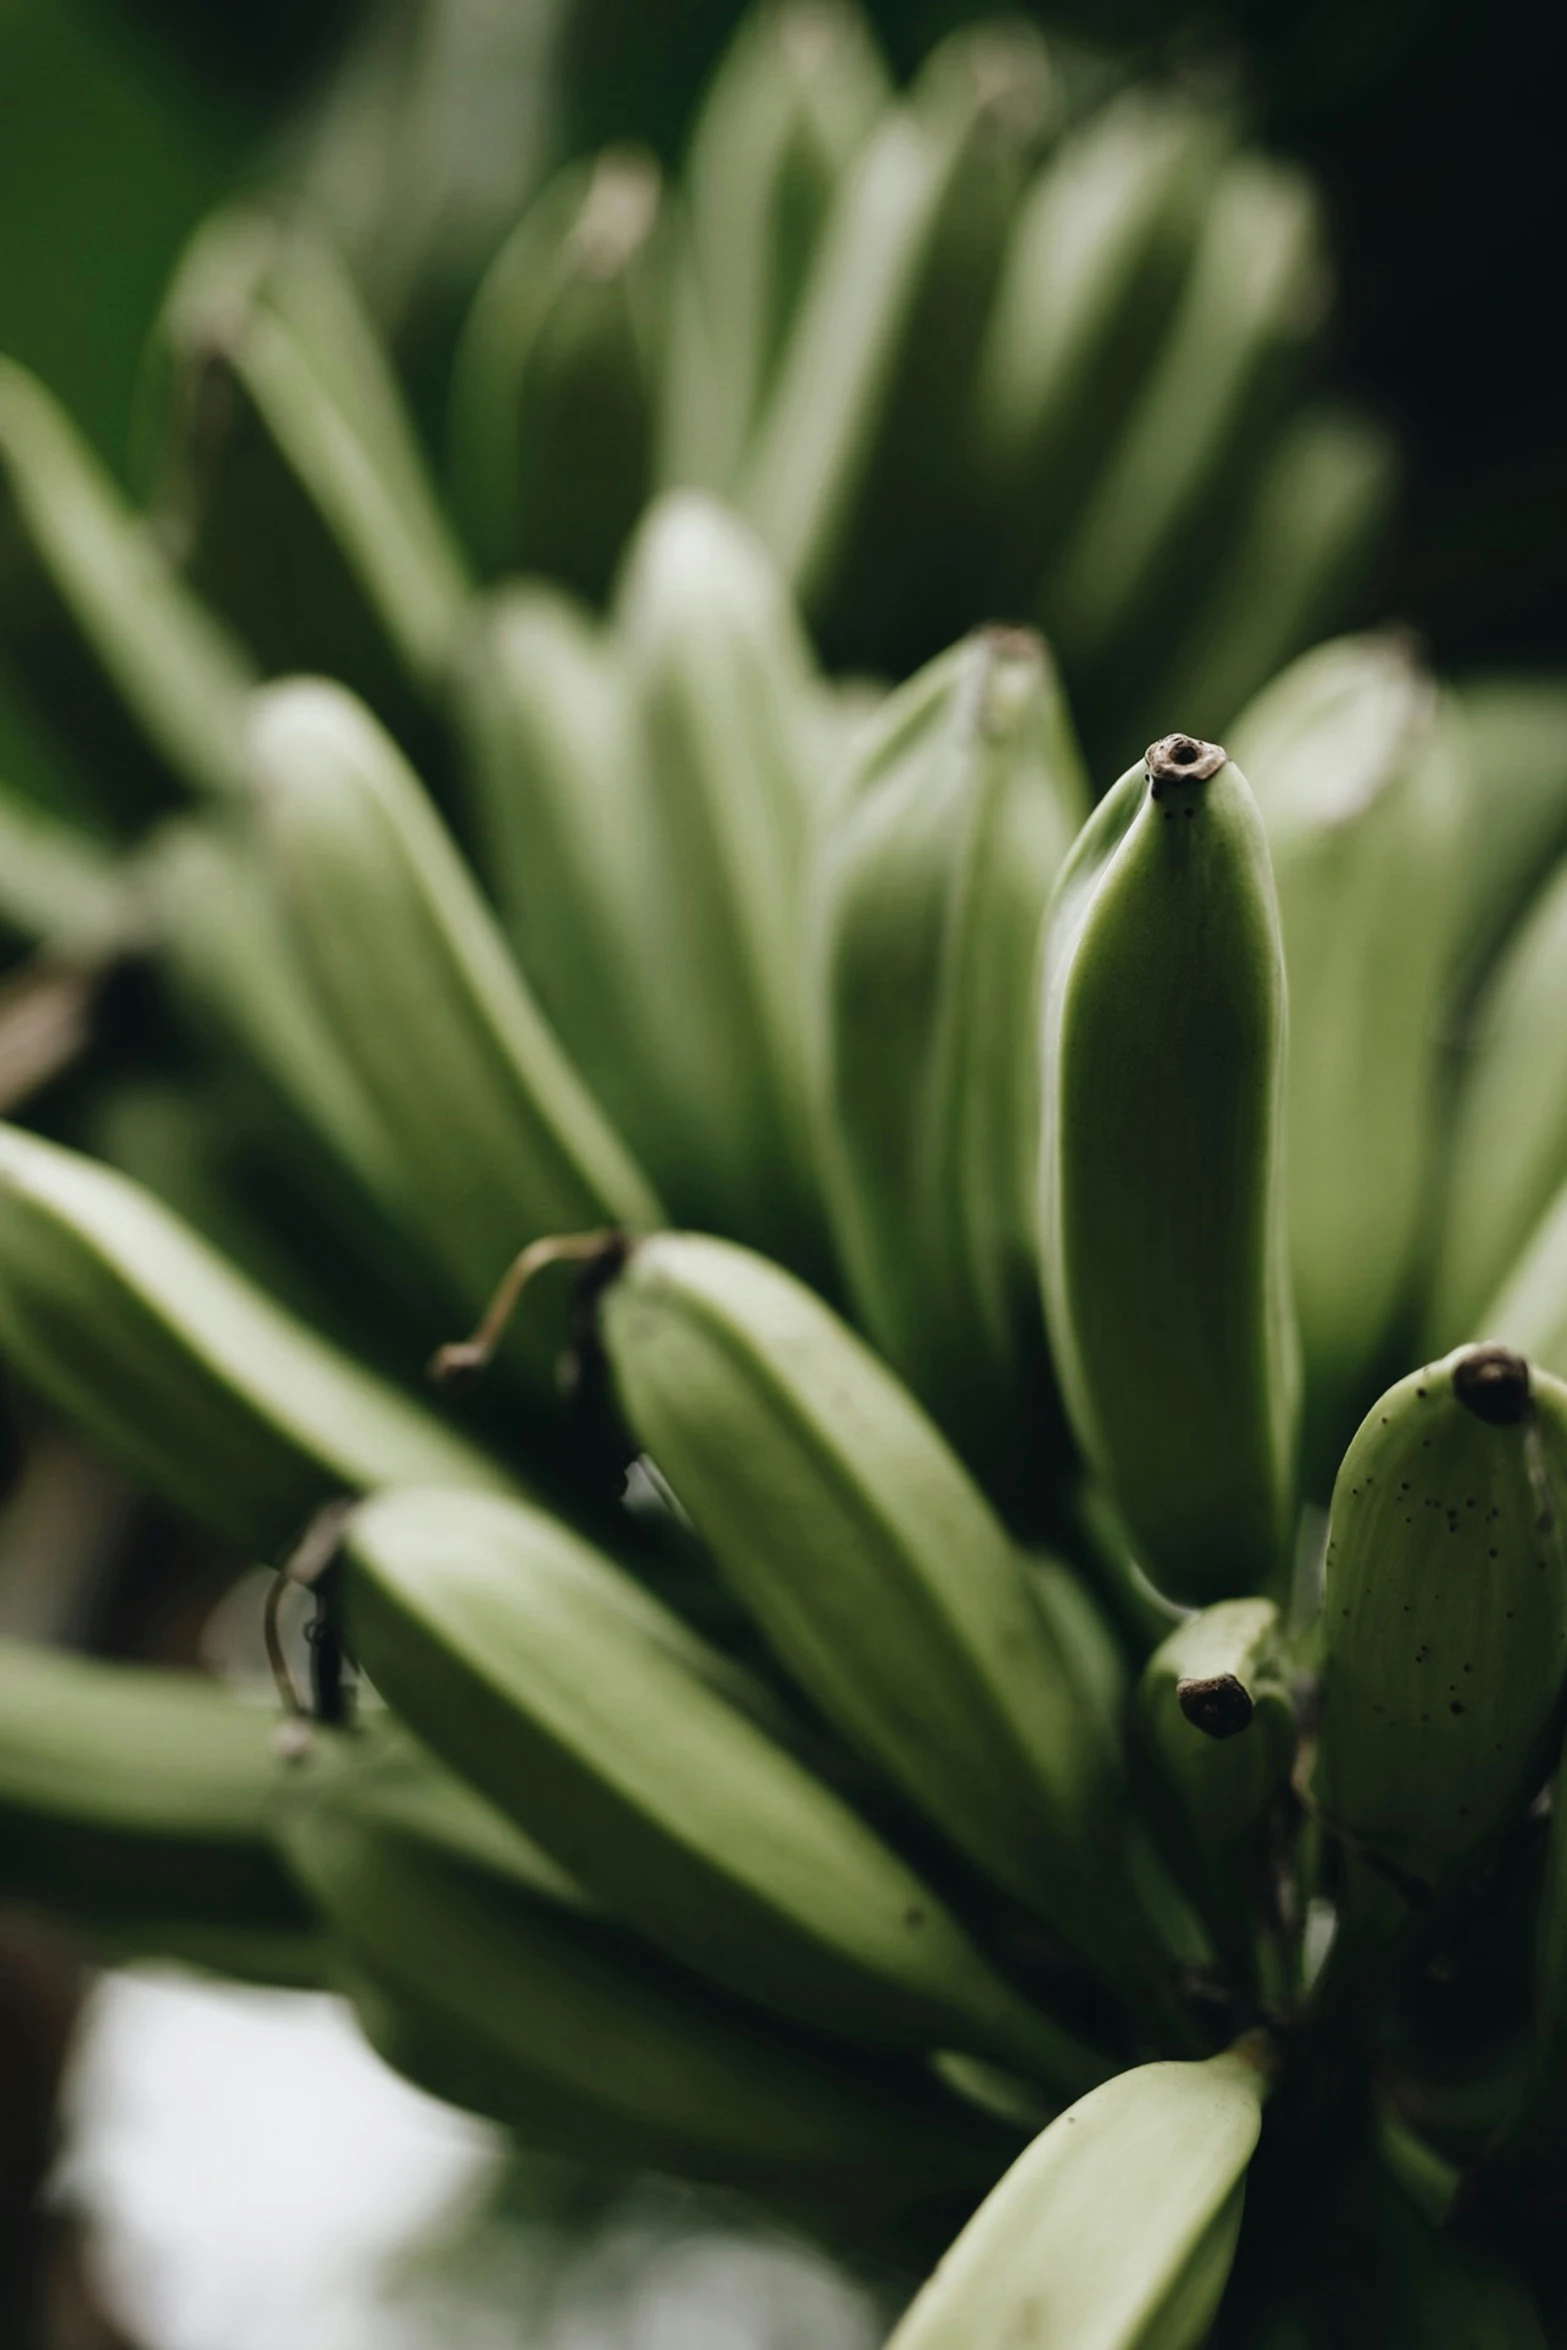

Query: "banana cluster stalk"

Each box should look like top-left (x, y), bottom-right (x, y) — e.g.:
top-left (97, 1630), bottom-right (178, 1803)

top-left (5, 1), bottom-right (1567, 2339)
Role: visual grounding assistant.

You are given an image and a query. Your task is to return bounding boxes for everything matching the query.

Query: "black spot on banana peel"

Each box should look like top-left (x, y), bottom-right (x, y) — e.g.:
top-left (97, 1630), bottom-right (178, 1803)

top-left (1039, 734), bottom-right (1298, 1606)
top-left (1310, 1343), bottom-right (1567, 1894)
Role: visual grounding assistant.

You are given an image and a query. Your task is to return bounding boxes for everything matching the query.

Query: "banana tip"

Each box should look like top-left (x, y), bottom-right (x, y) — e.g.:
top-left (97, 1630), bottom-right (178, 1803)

top-left (1451, 1344), bottom-right (1532, 1425)
top-left (430, 1339), bottom-right (491, 1389)
top-left (1177, 1672), bottom-right (1255, 1739)
top-left (1146, 733), bottom-right (1226, 793)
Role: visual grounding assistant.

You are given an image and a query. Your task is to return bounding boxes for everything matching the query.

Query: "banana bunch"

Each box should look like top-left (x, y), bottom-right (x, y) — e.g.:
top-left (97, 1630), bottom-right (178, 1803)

top-left (5, 2), bottom-right (1567, 2341)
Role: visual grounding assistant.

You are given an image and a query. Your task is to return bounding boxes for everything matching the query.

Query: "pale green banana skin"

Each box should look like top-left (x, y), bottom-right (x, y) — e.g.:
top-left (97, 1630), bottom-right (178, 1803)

top-left (1039, 739), bottom-right (1298, 1604)
top-left (0, 1639), bottom-right (309, 1942)
top-left (1430, 855), bottom-right (1567, 1352)
top-left (1311, 1345), bottom-right (1567, 1892)
top-left (1132, 407), bottom-right (1400, 752)
top-left (147, 209), bottom-right (470, 700)
top-left (598, 1231), bottom-right (1153, 1987)
top-left (0, 356), bottom-right (254, 808)
top-left (1444, 676), bottom-right (1567, 1003)
top-left (1136, 1600), bottom-right (1295, 1985)
top-left (0, 1120), bottom-right (510, 1552)
top-left (1231, 635), bottom-right (1463, 1448)
top-left (972, 87), bottom-right (1230, 599)
top-left (274, 1724), bottom-right (1018, 2202)
top-left (659, 0), bottom-right (890, 496)
top-left (446, 149), bottom-right (665, 600)
top-left (1042, 156), bottom-right (1325, 682)
top-left (813, 625), bottom-right (1086, 1501)
top-left (612, 493), bottom-right (824, 1263)
top-left (886, 2044), bottom-right (1270, 2349)
top-left (343, 1483), bottom-right (1105, 2091)
top-left (249, 678), bottom-right (663, 1360)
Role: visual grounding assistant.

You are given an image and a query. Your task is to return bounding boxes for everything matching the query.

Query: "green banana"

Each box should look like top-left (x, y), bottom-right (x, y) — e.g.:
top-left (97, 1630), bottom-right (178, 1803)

top-left (886, 2040), bottom-right (1272, 2348)
top-left (1310, 1344), bottom-right (1567, 1895)
top-left (737, 21), bottom-right (1053, 660)
top-left (0, 357), bottom-right (253, 815)
top-left (1444, 675), bottom-right (1567, 1003)
top-left (1429, 853), bottom-right (1567, 1351)
top-left (658, 0), bottom-right (890, 495)
top-left (812, 624), bottom-right (1086, 1501)
top-left (1134, 406), bottom-right (1400, 750)
top-left (0, 782), bottom-right (124, 956)
top-left (449, 583), bottom-right (666, 1165)
top-left (274, 1722), bottom-right (1018, 2202)
top-left (1039, 732), bottom-right (1298, 1603)
top-left (447, 148), bottom-right (666, 601)
top-left (248, 677), bottom-right (663, 1361)
top-left (1042, 154), bottom-right (1326, 688)
top-left (0, 1120), bottom-right (510, 1553)
top-left (971, 85), bottom-right (1229, 603)
top-left (1229, 635), bottom-right (1462, 1447)
top-left (144, 210), bottom-right (469, 724)
top-left (612, 492), bottom-right (823, 1262)
top-left (595, 1229), bottom-right (1152, 1984)
top-left (1136, 1600), bottom-right (1295, 1984)
top-left (343, 1482), bottom-right (1108, 2090)
top-left (0, 1638), bottom-right (309, 1942)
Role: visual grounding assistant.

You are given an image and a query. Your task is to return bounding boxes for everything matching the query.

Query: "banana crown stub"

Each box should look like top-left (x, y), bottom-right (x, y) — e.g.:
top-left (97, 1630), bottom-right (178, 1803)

top-left (1146, 732), bottom-right (1228, 796)
top-left (1178, 1673), bottom-right (1256, 1740)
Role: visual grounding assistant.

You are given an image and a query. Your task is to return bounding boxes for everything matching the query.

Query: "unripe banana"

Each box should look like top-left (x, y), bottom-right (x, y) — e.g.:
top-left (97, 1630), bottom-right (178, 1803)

top-left (449, 583), bottom-right (669, 1171)
top-left (971, 86), bottom-right (1229, 602)
top-left (1039, 733), bottom-right (1298, 1603)
top-left (738, 21), bottom-right (1053, 665)
top-left (0, 1638), bottom-right (308, 1942)
top-left (144, 211), bottom-right (469, 721)
top-left (1228, 634), bottom-right (1462, 1447)
top-left (1137, 1601), bottom-right (1295, 1984)
top-left (886, 2040), bottom-right (1272, 2349)
top-left (595, 1229), bottom-right (1151, 1985)
top-left (248, 678), bottom-right (663, 1370)
top-left (1043, 155), bottom-right (1326, 684)
top-left (1135, 407), bottom-right (1400, 750)
top-left (275, 1723), bottom-right (1019, 2202)
top-left (812, 624), bottom-right (1086, 1500)
top-left (0, 1120), bottom-right (510, 1552)
top-left (1310, 1344), bottom-right (1567, 1894)
top-left (0, 357), bottom-right (253, 814)
top-left (1444, 676), bottom-right (1567, 1003)
top-left (447, 149), bottom-right (666, 601)
top-left (1429, 855), bottom-right (1567, 1353)
top-left (344, 1483), bottom-right (1108, 2091)
top-left (659, 0), bottom-right (890, 494)
top-left (612, 493), bottom-right (824, 1264)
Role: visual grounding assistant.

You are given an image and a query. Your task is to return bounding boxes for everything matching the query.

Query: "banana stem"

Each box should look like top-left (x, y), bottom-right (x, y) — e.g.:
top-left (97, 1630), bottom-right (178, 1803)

top-left (429, 1228), bottom-right (627, 1385)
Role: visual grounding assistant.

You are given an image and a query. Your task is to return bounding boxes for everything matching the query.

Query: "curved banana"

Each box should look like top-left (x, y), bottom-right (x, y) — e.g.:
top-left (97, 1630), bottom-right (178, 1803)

top-left (343, 1482), bottom-right (1108, 2091)
top-left (812, 624), bottom-right (1085, 1503)
top-left (1135, 407), bottom-right (1400, 750)
top-left (0, 1120), bottom-right (510, 1552)
top-left (1042, 155), bottom-right (1326, 685)
top-left (1310, 1343), bottom-right (1567, 1894)
top-left (1229, 635), bottom-right (1462, 1449)
top-left (0, 1638), bottom-right (309, 1944)
top-left (1136, 1600), bottom-right (1295, 1984)
top-left (886, 2040), bottom-right (1272, 2348)
top-left (596, 1229), bottom-right (1153, 1985)
top-left (1039, 732), bottom-right (1298, 1604)
top-left (737, 21), bottom-right (1053, 660)
top-left (972, 85), bottom-right (1229, 601)
top-left (274, 1723), bottom-right (1019, 2201)
top-left (1445, 675), bottom-right (1567, 1003)
top-left (612, 492), bottom-right (824, 1263)
top-left (248, 678), bottom-right (663, 1368)
top-left (447, 148), bottom-right (666, 600)
top-left (659, 0), bottom-right (890, 495)
top-left (1429, 853), bottom-right (1567, 1352)
top-left (0, 356), bottom-right (253, 813)
top-left (144, 210), bottom-right (469, 717)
